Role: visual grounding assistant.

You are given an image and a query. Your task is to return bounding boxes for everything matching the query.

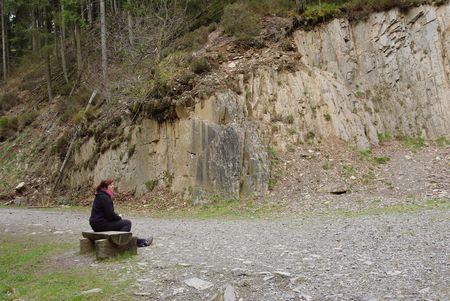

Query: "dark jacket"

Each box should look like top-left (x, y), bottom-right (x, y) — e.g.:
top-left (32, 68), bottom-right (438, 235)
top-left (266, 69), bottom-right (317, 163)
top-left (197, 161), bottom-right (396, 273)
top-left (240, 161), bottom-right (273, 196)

top-left (89, 190), bottom-right (121, 226)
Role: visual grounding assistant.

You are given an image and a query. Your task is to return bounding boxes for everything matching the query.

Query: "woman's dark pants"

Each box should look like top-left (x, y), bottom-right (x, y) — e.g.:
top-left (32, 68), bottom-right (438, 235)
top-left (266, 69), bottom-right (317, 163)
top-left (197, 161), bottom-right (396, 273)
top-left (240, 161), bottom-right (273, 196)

top-left (90, 219), bottom-right (132, 232)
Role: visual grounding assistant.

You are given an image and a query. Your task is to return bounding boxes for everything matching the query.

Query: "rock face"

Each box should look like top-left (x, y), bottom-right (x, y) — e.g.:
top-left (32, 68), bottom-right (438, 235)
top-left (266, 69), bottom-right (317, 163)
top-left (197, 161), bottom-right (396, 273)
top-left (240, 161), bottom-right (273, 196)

top-left (292, 5), bottom-right (450, 147)
top-left (68, 4), bottom-right (449, 198)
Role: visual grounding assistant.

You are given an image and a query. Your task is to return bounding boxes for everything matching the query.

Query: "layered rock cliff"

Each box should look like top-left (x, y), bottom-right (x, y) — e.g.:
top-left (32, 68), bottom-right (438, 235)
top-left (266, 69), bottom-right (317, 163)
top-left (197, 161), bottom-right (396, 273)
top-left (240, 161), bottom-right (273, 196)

top-left (68, 4), bottom-right (450, 199)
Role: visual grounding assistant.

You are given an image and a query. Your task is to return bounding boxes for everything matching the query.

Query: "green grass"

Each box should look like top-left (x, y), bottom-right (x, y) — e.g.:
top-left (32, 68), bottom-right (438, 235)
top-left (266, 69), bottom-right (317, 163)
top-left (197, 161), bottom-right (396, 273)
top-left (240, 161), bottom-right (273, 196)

top-left (374, 156), bottom-right (390, 164)
top-left (0, 236), bottom-right (135, 301)
top-left (436, 136), bottom-right (450, 146)
top-left (267, 146), bottom-right (281, 190)
top-left (120, 196), bottom-right (283, 219)
top-left (402, 136), bottom-right (425, 152)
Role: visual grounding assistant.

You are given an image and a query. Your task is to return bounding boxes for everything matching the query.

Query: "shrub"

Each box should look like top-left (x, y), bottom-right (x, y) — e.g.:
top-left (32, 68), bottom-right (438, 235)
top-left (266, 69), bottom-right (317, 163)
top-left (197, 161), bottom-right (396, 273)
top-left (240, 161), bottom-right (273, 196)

top-left (55, 135), bottom-right (69, 159)
top-left (245, 0), bottom-right (296, 17)
top-left (303, 2), bottom-right (342, 23)
top-left (176, 26), bottom-right (210, 50)
top-left (19, 111), bottom-right (39, 130)
top-left (190, 57), bottom-right (210, 74)
top-left (0, 116), bottom-right (19, 141)
top-left (221, 2), bottom-right (261, 40)
top-left (403, 136), bottom-right (425, 152)
top-left (0, 93), bottom-right (21, 111)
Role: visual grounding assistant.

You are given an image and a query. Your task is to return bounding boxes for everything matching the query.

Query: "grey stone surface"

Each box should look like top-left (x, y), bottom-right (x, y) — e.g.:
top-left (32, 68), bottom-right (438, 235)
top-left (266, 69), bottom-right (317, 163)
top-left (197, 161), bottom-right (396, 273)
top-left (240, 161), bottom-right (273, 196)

top-left (1, 207), bottom-right (449, 300)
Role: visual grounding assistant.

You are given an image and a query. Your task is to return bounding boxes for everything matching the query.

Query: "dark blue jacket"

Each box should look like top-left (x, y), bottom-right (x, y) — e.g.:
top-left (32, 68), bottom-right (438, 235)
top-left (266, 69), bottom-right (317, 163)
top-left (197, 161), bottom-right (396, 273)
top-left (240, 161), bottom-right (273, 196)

top-left (89, 190), bottom-right (121, 226)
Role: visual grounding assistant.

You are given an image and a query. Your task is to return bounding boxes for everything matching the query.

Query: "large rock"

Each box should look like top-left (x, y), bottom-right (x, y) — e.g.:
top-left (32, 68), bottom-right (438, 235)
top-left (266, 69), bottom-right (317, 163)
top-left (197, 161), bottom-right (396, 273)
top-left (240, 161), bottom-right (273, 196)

top-left (68, 3), bottom-right (450, 199)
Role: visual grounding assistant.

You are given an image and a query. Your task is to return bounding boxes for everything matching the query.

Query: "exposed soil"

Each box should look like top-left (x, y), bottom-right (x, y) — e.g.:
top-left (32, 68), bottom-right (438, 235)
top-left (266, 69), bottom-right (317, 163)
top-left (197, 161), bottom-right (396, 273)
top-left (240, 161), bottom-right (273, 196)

top-left (268, 139), bottom-right (450, 214)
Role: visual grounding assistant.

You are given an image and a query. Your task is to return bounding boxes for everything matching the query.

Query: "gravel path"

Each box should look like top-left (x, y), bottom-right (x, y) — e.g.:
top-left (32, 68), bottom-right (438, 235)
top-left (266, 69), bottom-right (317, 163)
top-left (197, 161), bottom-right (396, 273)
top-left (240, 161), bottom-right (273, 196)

top-left (1, 207), bottom-right (449, 301)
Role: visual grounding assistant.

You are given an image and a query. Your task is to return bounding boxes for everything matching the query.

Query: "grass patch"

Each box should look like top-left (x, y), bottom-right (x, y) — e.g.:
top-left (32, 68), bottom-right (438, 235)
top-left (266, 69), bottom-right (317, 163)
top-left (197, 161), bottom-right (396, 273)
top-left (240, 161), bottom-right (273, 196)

top-left (436, 136), bottom-right (450, 146)
top-left (374, 156), bottom-right (390, 164)
top-left (267, 145), bottom-right (281, 190)
top-left (0, 235), bottom-right (135, 301)
top-left (402, 136), bottom-right (425, 152)
top-left (358, 149), bottom-right (372, 160)
top-left (158, 197), bottom-right (282, 219)
top-left (377, 132), bottom-right (393, 144)
top-left (341, 164), bottom-right (357, 178)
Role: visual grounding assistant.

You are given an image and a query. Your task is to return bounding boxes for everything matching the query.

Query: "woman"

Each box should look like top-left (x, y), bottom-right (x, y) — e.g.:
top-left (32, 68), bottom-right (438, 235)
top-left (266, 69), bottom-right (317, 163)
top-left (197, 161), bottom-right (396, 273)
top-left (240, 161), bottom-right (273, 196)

top-left (89, 179), bottom-right (152, 247)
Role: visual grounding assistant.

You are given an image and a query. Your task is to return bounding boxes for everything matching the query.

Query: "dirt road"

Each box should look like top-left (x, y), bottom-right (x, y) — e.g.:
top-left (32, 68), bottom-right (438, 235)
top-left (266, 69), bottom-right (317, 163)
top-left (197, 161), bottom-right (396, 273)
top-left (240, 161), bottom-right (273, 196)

top-left (1, 206), bottom-right (449, 300)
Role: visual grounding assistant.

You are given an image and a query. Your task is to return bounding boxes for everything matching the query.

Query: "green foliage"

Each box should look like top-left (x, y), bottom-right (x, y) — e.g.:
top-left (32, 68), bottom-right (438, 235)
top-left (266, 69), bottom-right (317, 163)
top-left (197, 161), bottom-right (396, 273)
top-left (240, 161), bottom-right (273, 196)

top-left (18, 111), bottom-right (39, 130)
top-left (221, 2), bottom-right (262, 40)
top-left (244, 0), bottom-right (296, 17)
top-left (358, 149), bottom-right (372, 160)
top-left (402, 136), bottom-right (425, 152)
top-left (72, 108), bottom-right (97, 125)
top-left (267, 145), bottom-right (281, 190)
top-left (190, 57), bottom-right (211, 74)
top-left (341, 164), bottom-right (357, 178)
top-left (374, 156), bottom-right (390, 164)
top-left (303, 2), bottom-right (342, 23)
top-left (0, 116), bottom-right (19, 141)
top-left (436, 136), bottom-right (450, 146)
top-left (56, 88), bottom-right (92, 123)
top-left (150, 195), bottom-right (282, 219)
top-left (377, 132), bottom-right (393, 144)
top-left (297, 0), bottom-right (439, 24)
top-left (362, 170), bottom-right (375, 185)
top-left (176, 26), bottom-right (210, 50)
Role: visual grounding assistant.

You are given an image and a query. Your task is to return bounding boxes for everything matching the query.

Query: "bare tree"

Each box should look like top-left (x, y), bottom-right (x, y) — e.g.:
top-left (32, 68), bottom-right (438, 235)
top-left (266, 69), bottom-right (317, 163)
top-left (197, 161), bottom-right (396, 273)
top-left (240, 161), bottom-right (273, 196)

top-left (60, 4), bottom-right (69, 84)
top-left (127, 0), bottom-right (133, 46)
top-left (1, 0), bottom-right (7, 80)
top-left (100, 0), bottom-right (107, 82)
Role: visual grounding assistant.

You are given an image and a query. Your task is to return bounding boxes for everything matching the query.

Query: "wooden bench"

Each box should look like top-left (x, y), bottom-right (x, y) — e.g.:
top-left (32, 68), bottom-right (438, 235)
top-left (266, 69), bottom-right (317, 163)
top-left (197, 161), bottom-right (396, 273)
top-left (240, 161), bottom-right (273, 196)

top-left (80, 231), bottom-right (137, 260)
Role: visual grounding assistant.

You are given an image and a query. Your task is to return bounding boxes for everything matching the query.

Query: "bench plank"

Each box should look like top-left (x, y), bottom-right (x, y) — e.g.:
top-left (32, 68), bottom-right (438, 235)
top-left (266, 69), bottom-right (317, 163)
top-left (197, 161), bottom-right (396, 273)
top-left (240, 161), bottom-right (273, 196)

top-left (82, 231), bottom-right (132, 246)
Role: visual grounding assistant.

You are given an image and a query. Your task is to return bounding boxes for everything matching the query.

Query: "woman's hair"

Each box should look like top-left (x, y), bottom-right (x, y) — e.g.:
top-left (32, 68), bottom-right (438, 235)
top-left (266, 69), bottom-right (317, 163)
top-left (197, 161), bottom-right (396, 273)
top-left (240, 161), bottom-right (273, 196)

top-left (96, 179), bottom-right (113, 192)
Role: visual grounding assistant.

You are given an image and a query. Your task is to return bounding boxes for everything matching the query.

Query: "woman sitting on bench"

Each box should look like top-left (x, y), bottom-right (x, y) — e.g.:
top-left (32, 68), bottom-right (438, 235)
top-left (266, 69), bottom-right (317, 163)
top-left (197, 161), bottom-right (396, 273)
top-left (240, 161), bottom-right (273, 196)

top-left (89, 179), bottom-right (152, 247)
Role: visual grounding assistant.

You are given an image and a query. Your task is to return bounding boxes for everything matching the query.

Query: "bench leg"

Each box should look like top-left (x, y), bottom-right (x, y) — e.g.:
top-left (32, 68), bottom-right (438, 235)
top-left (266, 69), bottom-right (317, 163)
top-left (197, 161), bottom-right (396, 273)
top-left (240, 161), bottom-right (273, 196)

top-left (95, 239), bottom-right (117, 260)
top-left (95, 237), bottom-right (138, 260)
top-left (80, 238), bottom-right (95, 254)
top-left (127, 237), bottom-right (138, 255)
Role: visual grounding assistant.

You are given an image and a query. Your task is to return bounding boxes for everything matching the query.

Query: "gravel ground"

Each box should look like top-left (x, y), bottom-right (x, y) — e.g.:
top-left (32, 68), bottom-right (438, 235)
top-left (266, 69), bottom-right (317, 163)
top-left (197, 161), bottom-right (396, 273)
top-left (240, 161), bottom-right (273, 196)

top-left (1, 207), bottom-right (449, 301)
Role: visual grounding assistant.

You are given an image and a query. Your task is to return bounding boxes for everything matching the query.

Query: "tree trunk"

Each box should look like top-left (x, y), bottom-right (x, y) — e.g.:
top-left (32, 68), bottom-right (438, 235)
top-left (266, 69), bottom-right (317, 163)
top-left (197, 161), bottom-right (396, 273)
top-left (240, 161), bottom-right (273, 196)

top-left (1, 0), bottom-right (7, 80)
top-left (44, 8), bottom-right (52, 102)
top-left (45, 53), bottom-right (53, 101)
top-left (87, 0), bottom-right (93, 26)
top-left (32, 8), bottom-right (37, 51)
top-left (100, 0), bottom-right (107, 82)
top-left (60, 5), bottom-right (69, 84)
top-left (127, 0), bottom-right (133, 46)
top-left (74, 23), bottom-right (82, 77)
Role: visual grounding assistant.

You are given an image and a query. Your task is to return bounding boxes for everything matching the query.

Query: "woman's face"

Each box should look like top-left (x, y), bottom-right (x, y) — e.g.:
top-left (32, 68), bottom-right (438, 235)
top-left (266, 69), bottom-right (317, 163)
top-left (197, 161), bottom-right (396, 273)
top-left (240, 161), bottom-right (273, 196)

top-left (108, 182), bottom-right (114, 192)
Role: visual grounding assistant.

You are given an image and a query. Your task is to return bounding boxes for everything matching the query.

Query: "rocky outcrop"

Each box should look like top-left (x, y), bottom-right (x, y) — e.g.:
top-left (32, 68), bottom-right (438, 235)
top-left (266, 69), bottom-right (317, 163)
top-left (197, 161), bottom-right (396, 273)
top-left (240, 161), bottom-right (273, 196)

top-left (70, 116), bottom-right (269, 199)
top-left (293, 4), bottom-right (450, 145)
top-left (68, 4), bottom-right (449, 199)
